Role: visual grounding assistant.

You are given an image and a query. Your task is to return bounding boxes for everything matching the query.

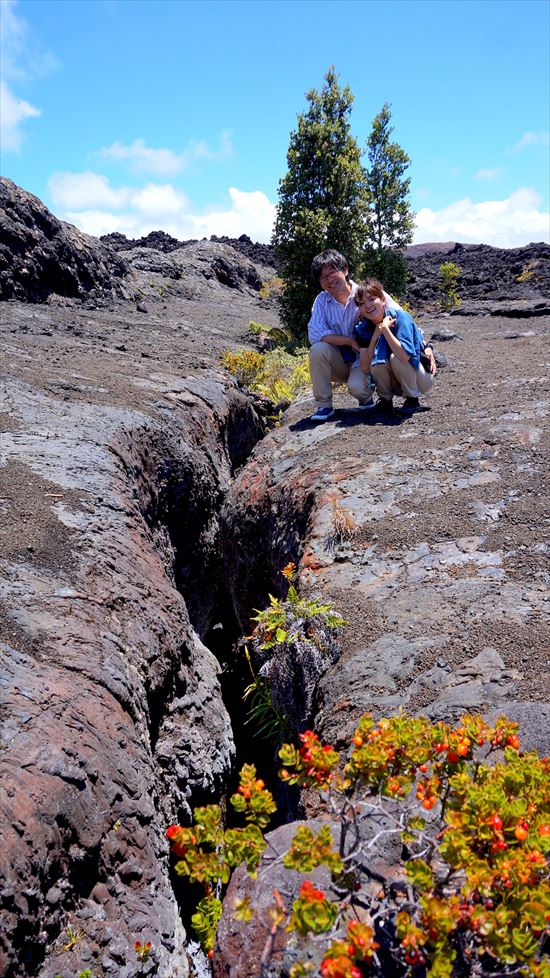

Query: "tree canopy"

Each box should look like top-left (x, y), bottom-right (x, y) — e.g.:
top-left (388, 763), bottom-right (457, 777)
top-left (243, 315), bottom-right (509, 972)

top-left (273, 74), bottom-right (415, 335)
top-left (272, 68), bottom-right (370, 338)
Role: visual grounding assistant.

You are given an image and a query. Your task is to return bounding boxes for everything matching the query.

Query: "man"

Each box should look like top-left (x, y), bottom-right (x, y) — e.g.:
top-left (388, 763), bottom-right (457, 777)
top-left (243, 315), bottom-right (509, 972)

top-left (307, 249), bottom-right (392, 421)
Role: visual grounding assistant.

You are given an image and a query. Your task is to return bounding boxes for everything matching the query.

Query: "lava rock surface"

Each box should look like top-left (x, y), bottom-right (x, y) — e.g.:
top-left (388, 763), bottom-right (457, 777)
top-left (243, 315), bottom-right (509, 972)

top-left (1, 181), bottom-right (549, 977)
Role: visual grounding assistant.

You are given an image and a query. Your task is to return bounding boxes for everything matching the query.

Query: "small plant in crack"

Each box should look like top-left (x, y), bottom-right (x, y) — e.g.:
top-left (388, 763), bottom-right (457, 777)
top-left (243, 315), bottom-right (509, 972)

top-left (55, 972), bottom-right (94, 978)
top-left (166, 765), bottom-right (277, 952)
top-left (325, 498), bottom-right (357, 551)
top-left (62, 925), bottom-right (83, 951)
top-left (243, 646), bottom-right (292, 742)
top-left (250, 562), bottom-right (346, 652)
top-left (134, 938), bottom-right (153, 963)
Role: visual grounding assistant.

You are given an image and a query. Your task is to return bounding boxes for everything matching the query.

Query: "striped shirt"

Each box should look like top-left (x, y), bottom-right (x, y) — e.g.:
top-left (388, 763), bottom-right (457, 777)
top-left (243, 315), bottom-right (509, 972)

top-left (308, 282), bottom-right (361, 344)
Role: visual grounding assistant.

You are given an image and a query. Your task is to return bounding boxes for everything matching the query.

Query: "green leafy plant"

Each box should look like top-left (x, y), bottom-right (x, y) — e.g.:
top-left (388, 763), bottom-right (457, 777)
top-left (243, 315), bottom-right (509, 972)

top-left (221, 346), bottom-right (310, 404)
top-left (55, 972), bottom-right (94, 978)
top-left (247, 319), bottom-right (290, 345)
top-left (243, 646), bottom-right (292, 741)
top-left (250, 562), bottom-right (346, 652)
top-left (167, 711), bottom-right (549, 975)
top-left (166, 765), bottom-right (277, 950)
top-left (439, 261), bottom-right (462, 310)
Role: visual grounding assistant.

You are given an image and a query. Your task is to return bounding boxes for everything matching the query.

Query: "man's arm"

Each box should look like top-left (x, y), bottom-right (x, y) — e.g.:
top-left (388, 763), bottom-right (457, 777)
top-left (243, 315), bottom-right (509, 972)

top-left (322, 334), bottom-right (361, 351)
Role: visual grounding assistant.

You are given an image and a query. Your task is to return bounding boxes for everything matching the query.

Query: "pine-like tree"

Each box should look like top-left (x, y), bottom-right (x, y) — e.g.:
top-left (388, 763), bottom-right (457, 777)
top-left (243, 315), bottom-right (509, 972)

top-left (272, 68), bottom-right (369, 339)
top-left (363, 103), bottom-right (415, 297)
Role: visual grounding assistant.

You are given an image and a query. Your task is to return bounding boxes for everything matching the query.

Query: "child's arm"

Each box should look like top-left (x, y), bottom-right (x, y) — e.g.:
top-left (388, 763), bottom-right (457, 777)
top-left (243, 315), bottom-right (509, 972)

top-left (359, 330), bottom-right (378, 373)
top-left (377, 315), bottom-right (411, 363)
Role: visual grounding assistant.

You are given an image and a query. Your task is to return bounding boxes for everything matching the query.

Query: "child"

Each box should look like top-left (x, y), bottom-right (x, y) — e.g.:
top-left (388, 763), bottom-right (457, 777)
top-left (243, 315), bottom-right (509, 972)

top-left (353, 279), bottom-right (435, 414)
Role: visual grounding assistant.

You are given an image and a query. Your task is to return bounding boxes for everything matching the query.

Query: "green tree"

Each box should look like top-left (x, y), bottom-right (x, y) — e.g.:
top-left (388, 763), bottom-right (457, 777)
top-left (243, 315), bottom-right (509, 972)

top-left (272, 67), bottom-right (369, 339)
top-left (363, 102), bottom-right (415, 297)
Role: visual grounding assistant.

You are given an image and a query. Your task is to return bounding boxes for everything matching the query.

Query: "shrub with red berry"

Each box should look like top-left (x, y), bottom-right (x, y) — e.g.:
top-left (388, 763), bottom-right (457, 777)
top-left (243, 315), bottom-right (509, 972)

top-left (167, 712), bottom-right (549, 975)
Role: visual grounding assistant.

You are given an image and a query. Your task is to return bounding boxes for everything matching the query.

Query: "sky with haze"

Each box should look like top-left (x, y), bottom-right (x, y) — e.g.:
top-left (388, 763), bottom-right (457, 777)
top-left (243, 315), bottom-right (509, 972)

top-left (1, 0), bottom-right (549, 248)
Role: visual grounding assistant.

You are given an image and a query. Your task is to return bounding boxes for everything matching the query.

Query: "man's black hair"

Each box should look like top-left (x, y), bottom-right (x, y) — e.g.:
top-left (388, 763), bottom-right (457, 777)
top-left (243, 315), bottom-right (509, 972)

top-left (310, 249), bottom-right (349, 285)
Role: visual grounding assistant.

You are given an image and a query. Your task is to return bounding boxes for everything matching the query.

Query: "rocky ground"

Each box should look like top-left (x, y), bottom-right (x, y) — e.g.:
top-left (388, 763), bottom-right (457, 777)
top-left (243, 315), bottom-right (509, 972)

top-left (0, 179), bottom-right (549, 977)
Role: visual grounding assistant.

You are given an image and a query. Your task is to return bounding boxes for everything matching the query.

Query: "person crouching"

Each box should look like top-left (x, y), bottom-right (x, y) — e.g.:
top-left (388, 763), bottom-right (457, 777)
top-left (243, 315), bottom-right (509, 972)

top-left (354, 279), bottom-right (435, 415)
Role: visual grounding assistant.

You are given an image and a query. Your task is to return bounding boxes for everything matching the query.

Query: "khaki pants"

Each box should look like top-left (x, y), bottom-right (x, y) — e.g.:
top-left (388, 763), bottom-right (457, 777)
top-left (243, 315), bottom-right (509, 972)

top-left (309, 342), bottom-right (372, 408)
top-left (371, 355), bottom-right (435, 400)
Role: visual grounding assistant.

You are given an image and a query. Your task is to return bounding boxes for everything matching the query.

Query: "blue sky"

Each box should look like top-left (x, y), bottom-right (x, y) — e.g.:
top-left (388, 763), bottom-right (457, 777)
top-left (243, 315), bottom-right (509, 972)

top-left (1, 0), bottom-right (549, 246)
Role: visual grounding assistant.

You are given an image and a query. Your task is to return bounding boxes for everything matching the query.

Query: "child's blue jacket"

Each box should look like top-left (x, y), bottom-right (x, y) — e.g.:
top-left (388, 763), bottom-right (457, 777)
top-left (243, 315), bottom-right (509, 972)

top-left (371, 306), bottom-right (423, 370)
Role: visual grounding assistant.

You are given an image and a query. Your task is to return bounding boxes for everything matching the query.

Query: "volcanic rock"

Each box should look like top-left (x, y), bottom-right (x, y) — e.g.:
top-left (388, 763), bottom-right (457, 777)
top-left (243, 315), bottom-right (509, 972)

top-left (406, 240), bottom-right (550, 309)
top-left (0, 177), bottom-right (128, 303)
top-left (1, 180), bottom-right (549, 977)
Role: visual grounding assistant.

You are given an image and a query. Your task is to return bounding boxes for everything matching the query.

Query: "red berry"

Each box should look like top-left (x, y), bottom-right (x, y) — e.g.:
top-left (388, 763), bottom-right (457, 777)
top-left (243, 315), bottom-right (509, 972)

top-left (353, 734), bottom-right (363, 747)
top-left (489, 814), bottom-right (503, 831)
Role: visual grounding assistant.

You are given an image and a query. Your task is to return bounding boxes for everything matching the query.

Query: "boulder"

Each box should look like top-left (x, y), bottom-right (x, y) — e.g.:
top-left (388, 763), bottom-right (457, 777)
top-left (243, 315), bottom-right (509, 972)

top-left (0, 177), bottom-right (128, 303)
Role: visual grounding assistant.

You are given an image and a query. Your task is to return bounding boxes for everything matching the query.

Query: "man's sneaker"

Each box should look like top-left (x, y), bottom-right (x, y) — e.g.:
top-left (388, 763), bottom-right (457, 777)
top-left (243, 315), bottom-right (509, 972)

top-left (356, 398), bottom-right (376, 411)
top-left (400, 397), bottom-right (420, 414)
top-left (375, 398), bottom-right (393, 415)
top-left (310, 406), bottom-right (335, 422)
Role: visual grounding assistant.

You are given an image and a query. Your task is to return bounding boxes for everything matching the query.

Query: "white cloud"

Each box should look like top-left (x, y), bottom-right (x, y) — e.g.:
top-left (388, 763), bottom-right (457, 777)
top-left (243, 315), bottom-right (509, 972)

top-left (49, 170), bottom-right (131, 209)
top-left (0, 78), bottom-right (40, 151)
top-left (99, 131), bottom-right (233, 176)
top-left (509, 131), bottom-right (550, 153)
top-left (131, 183), bottom-right (189, 216)
top-left (414, 188), bottom-right (550, 248)
top-left (0, 0), bottom-right (56, 152)
top-left (48, 171), bottom-right (276, 243)
top-left (475, 167), bottom-right (501, 181)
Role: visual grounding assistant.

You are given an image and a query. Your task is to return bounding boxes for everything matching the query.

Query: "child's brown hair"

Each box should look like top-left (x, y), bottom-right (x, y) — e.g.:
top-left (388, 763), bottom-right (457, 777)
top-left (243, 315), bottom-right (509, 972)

top-left (354, 278), bottom-right (385, 305)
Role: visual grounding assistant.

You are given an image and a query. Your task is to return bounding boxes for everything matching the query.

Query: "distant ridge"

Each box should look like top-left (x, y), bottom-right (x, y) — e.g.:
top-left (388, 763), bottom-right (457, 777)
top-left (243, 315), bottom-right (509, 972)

top-left (406, 241), bottom-right (475, 256)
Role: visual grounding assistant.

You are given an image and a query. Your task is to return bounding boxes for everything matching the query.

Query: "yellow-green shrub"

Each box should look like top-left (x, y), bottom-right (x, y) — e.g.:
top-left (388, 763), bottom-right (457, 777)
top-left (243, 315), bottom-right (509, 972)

top-left (221, 347), bottom-right (310, 403)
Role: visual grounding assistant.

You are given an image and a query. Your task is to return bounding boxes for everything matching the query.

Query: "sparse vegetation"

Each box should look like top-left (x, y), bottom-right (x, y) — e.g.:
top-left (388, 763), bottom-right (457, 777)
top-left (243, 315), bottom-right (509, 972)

top-left (439, 261), bottom-right (462, 310)
top-left (327, 498), bottom-right (358, 547)
top-left (221, 346), bottom-right (310, 404)
top-left (62, 925), bottom-right (82, 952)
top-left (250, 562), bottom-right (346, 652)
top-left (259, 276), bottom-right (285, 300)
top-left (247, 319), bottom-right (290, 345)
